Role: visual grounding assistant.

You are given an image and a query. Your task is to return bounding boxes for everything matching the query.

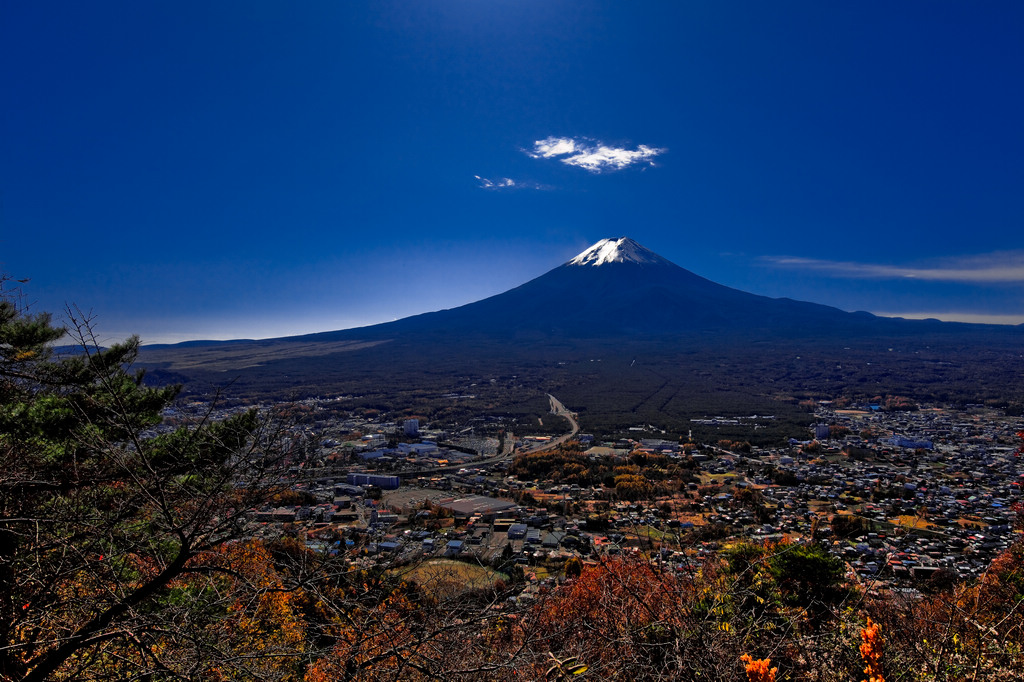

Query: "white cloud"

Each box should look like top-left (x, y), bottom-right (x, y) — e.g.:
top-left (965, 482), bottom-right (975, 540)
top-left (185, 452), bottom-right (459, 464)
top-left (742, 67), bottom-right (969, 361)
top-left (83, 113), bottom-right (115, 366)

top-left (528, 136), bottom-right (665, 173)
top-left (532, 137), bottom-right (578, 158)
top-left (474, 175), bottom-right (545, 191)
top-left (762, 252), bottom-right (1024, 283)
top-left (566, 144), bottom-right (663, 171)
top-left (475, 175), bottom-right (516, 189)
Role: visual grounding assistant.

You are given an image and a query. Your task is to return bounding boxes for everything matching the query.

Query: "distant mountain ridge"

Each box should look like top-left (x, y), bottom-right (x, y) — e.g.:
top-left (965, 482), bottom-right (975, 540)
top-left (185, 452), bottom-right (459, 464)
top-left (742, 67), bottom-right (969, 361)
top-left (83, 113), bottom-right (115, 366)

top-left (139, 238), bottom-right (1024, 435)
top-left (144, 237), bottom-right (1011, 348)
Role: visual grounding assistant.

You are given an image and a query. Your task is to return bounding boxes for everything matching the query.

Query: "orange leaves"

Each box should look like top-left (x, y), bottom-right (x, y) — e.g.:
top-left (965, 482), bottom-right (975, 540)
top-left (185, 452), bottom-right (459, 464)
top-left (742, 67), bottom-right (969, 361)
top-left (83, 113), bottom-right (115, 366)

top-left (740, 654), bottom-right (777, 682)
top-left (859, 617), bottom-right (885, 682)
top-left (167, 539), bottom-right (308, 676)
top-left (543, 556), bottom-right (666, 627)
top-left (303, 586), bottom-right (423, 682)
top-left (532, 554), bottom-right (713, 673)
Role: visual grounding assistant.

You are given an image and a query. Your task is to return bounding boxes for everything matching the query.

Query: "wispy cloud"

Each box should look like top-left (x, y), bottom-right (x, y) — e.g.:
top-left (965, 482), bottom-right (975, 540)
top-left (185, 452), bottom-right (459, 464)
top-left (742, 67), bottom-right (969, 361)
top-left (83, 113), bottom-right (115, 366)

top-left (528, 136), bottom-right (665, 173)
top-left (474, 175), bottom-right (545, 191)
top-left (762, 252), bottom-right (1024, 283)
top-left (475, 175), bottom-right (516, 190)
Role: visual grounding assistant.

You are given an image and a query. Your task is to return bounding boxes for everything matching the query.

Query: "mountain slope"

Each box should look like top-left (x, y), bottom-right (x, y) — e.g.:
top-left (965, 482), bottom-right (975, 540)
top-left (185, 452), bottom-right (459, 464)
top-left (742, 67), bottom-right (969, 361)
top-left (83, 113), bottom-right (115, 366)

top-left (138, 238), bottom-right (1024, 436)
top-left (283, 237), bottom-right (915, 341)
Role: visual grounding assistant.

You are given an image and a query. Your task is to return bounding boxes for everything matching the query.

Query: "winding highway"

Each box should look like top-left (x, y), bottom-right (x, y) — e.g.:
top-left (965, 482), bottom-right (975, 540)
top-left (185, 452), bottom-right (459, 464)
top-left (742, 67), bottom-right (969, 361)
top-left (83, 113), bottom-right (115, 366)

top-left (393, 394), bottom-right (579, 478)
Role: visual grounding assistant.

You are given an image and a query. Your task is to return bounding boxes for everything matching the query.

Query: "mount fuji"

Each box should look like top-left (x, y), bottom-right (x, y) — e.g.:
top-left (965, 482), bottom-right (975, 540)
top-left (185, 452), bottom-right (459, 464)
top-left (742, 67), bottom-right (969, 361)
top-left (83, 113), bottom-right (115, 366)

top-left (567, 237), bottom-right (673, 266)
top-left (140, 238), bottom-right (1024, 432)
top-left (307, 236), bottom-right (885, 339)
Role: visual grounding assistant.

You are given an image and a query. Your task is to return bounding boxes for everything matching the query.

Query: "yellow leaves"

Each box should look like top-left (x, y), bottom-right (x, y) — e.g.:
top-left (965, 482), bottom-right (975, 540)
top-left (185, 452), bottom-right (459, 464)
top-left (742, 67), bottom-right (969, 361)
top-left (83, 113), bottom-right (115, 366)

top-left (176, 539), bottom-right (309, 676)
top-left (232, 588), bottom-right (305, 648)
top-left (546, 654), bottom-right (588, 679)
top-left (13, 349), bottom-right (36, 361)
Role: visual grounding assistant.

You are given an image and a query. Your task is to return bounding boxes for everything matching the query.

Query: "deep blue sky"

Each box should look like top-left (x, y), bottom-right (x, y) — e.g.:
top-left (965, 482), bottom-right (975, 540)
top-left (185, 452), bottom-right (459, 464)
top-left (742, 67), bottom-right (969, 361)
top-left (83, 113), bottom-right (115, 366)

top-left (3, 2), bottom-right (1023, 344)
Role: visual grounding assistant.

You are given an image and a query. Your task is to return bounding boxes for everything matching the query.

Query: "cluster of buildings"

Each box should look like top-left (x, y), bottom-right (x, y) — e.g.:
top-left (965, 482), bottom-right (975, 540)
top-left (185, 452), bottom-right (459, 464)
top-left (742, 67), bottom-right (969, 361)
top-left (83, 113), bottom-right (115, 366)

top-left (222, 393), bottom-right (1022, 592)
top-left (787, 402), bottom-right (1022, 582)
top-left (355, 441), bottom-right (482, 469)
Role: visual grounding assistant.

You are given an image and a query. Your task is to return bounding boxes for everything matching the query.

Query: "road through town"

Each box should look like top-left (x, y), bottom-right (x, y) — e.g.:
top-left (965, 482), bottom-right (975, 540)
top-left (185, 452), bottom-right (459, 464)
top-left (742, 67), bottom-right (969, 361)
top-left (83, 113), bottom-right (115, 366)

top-left (392, 395), bottom-right (579, 478)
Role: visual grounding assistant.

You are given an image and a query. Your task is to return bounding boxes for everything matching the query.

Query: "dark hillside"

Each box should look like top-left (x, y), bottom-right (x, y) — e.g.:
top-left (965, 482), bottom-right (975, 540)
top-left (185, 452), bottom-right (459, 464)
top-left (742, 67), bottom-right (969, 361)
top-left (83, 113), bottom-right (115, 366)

top-left (139, 239), bottom-right (1024, 439)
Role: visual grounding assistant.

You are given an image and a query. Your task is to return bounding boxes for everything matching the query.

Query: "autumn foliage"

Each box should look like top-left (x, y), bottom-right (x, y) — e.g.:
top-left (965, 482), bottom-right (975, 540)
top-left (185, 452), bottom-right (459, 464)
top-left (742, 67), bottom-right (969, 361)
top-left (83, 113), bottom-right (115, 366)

top-left (740, 654), bottom-right (777, 682)
top-left (4, 288), bottom-right (1024, 681)
top-left (859, 618), bottom-right (885, 682)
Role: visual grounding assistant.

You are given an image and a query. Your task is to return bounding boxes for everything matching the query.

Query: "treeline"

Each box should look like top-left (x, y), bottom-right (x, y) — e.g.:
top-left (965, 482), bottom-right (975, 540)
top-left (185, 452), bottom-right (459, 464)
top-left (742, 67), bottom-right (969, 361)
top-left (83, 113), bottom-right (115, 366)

top-left (509, 444), bottom-right (701, 499)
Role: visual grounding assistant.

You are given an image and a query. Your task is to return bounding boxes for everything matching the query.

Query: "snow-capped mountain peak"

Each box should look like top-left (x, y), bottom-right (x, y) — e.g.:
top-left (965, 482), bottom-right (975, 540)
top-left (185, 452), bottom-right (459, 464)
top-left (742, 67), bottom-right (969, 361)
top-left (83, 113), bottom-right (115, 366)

top-left (567, 237), bottom-right (668, 267)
